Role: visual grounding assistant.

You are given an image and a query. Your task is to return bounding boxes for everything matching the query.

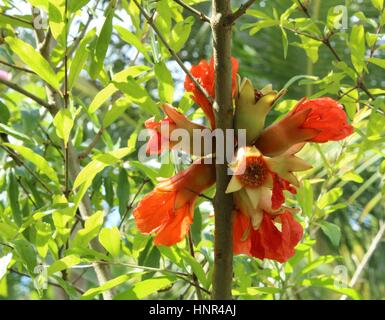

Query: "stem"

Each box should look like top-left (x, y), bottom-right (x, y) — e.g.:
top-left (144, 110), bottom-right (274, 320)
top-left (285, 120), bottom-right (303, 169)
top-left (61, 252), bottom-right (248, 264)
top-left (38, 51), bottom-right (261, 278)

top-left (228, 0), bottom-right (257, 23)
top-left (173, 0), bottom-right (210, 23)
top-left (211, 0), bottom-right (234, 300)
top-left (132, 0), bottom-right (214, 106)
top-left (188, 230), bottom-right (203, 299)
top-left (78, 127), bottom-right (104, 160)
top-left (63, 0), bottom-right (70, 198)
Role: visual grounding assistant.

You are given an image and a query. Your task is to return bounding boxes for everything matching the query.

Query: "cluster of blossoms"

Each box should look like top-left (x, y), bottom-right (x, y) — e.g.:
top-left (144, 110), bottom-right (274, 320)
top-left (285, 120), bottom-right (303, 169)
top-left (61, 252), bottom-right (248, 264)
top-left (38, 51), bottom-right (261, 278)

top-left (133, 57), bottom-right (353, 263)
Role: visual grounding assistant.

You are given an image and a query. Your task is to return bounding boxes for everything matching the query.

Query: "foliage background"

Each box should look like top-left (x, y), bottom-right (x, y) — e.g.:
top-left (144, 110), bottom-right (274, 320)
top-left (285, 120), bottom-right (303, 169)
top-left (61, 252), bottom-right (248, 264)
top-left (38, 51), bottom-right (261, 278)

top-left (0, 0), bottom-right (384, 300)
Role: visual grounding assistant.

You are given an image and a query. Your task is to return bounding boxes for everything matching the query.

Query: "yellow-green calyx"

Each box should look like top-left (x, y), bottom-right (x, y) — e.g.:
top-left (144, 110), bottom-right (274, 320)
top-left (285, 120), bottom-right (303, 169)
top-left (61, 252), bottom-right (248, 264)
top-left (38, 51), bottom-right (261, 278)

top-left (234, 78), bottom-right (285, 145)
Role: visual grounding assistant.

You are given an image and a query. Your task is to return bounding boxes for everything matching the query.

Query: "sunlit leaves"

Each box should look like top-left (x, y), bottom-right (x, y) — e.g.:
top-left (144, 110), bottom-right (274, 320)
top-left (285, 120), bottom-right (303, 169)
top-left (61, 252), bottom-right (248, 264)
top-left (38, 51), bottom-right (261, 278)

top-left (319, 221), bottom-right (341, 247)
top-left (72, 211), bottom-right (104, 248)
top-left (350, 25), bottom-right (365, 74)
top-left (5, 37), bottom-right (60, 90)
top-left (89, 9), bottom-right (114, 78)
top-left (154, 61), bottom-right (174, 103)
top-left (48, 254), bottom-right (81, 276)
top-left (99, 227), bottom-right (121, 257)
top-left (53, 108), bottom-right (74, 147)
top-left (3, 143), bottom-right (59, 184)
top-left (114, 277), bottom-right (174, 300)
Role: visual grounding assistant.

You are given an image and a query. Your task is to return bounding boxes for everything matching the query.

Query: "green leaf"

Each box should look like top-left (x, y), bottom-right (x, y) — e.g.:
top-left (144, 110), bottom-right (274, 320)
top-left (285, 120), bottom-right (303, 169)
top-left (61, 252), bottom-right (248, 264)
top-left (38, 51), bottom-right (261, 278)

top-left (88, 66), bottom-right (151, 113)
top-left (117, 168), bottom-right (129, 216)
top-left (8, 173), bottom-right (22, 226)
top-left (69, 29), bottom-right (95, 90)
top-left (115, 26), bottom-right (151, 62)
top-left (47, 254), bottom-right (81, 276)
top-left (181, 251), bottom-right (206, 287)
top-left (68, 0), bottom-right (91, 12)
top-left (297, 180), bottom-right (314, 217)
top-left (5, 37), bottom-right (60, 90)
top-left (298, 255), bottom-right (335, 276)
top-left (71, 211), bottom-right (104, 247)
top-left (0, 124), bottom-right (32, 143)
top-left (81, 274), bottom-right (131, 300)
top-left (113, 79), bottom-right (159, 115)
top-left (301, 275), bottom-right (361, 300)
top-left (14, 239), bottom-right (37, 274)
top-left (0, 102), bottom-right (10, 124)
top-left (368, 57), bottom-right (385, 69)
top-left (350, 25), bottom-right (365, 73)
top-left (48, 0), bottom-right (66, 45)
top-left (98, 227), bottom-right (121, 257)
top-left (154, 61), bottom-right (174, 103)
top-left (53, 108), bottom-right (74, 147)
top-left (73, 148), bottom-right (131, 190)
top-left (371, 0), bottom-right (384, 10)
top-left (35, 221), bottom-right (51, 258)
top-left (317, 187), bottom-right (343, 209)
top-left (3, 143), bottom-right (59, 184)
top-left (319, 221), bottom-right (341, 247)
top-left (114, 277), bottom-right (173, 300)
top-left (90, 11), bottom-right (113, 78)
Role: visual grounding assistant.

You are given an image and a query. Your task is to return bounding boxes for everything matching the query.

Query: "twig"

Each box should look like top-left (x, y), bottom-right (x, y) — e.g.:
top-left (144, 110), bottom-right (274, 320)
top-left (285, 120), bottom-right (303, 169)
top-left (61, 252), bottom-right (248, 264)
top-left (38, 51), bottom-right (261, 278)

top-left (0, 144), bottom-right (54, 195)
top-left (63, 0), bottom-right (70, 199)
top-left (173, 0), bottom-right (210, 23)
top-left (15, 175), bottom-right (37, 208)
top-left (132, 0), bottom-right (214, 106)
top-left (340, 220), bottom-right (385, 300)
top-left (78, 127), bottom-right (104, 160)
top-left (228, 0), bottom-right (257, 24)
top-left (118, 178), bottom-right (149, 230)
top-left (0, 59), bottom-right (35, 74)
top-left (0, 12), bottom-right (33, 26)
top-left (296, 0), bottom-right (311, 18)
top-left (9, 268), bottom-right (85, 295)
top-left (188, 230), bottom-right (203, 299)
top-left (0, 78), bottom-right (55, 112)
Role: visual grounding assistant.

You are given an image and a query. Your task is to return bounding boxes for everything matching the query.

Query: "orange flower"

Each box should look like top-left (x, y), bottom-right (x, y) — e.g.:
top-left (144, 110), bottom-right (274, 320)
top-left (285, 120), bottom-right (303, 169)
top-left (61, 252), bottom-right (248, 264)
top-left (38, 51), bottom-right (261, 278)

top-left (133, 161), bottom-right (216, 246)
top-left (145, 104), bottom-right (208, 155)
top-left (233, 210), bottom-right (303, 263)
top-left (226, 146), bottom-right (311, 216)
top-left (255, 97), bottom-right (354, 157)
top-left (184, 56), bottom-right (239, 128)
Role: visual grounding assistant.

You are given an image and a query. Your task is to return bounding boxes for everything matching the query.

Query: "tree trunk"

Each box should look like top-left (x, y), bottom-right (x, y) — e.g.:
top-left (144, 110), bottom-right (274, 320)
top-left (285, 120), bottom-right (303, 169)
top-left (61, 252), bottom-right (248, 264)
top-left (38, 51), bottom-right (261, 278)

top-left (211, 0), bottom-right (234, 300)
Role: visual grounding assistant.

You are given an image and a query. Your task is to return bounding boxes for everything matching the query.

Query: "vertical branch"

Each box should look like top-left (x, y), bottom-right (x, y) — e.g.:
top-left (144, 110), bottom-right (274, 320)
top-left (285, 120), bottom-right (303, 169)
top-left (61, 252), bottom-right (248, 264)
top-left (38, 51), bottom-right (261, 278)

top-left (211, 0), bottom-right (234, 300)
top-left (31, 3), bottom-right (113, 300)
top-left (63, 0), bottom-right (70, 198)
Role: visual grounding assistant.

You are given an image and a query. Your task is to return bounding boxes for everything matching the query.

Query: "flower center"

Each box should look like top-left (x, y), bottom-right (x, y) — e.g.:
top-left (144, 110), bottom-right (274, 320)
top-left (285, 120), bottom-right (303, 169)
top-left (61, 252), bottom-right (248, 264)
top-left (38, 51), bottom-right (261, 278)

top-left (236, 156), bottom-right (269, 188)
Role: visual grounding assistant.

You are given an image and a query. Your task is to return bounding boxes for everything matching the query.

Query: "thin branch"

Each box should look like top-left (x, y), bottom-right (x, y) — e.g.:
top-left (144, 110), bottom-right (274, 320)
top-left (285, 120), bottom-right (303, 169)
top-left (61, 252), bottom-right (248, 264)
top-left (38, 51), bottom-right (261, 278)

top-left (118, 178), bottom-right (149, 230)
top-left (9, 268), bottom-right (85, 295)
top-left (78, 127), bottom-right (104, 160)
top-left (173, 0), bottom-right (210, 23)
top-left (15, 175), bottom-right (37, 208)
top-left (340, 220), bottom-right (385, 300)
top-left (63, 0), bottom-right (70, 198)
top-left (228, 0), bottom-right (257, 24)
top-left (0, 59), bottom-right (35, 74)
top-left (188, 230), bottom-right (203, 299)
top-left (132, 0), bottom-right (214, 106)
top-left (0, 12), bottom-right (33, 26)
top-left (0, 78), bottom-right (55, 112)
top-left (296, 0), bottom-right (311, 18)
top-left (0, 144), bottom-right (54, 195)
